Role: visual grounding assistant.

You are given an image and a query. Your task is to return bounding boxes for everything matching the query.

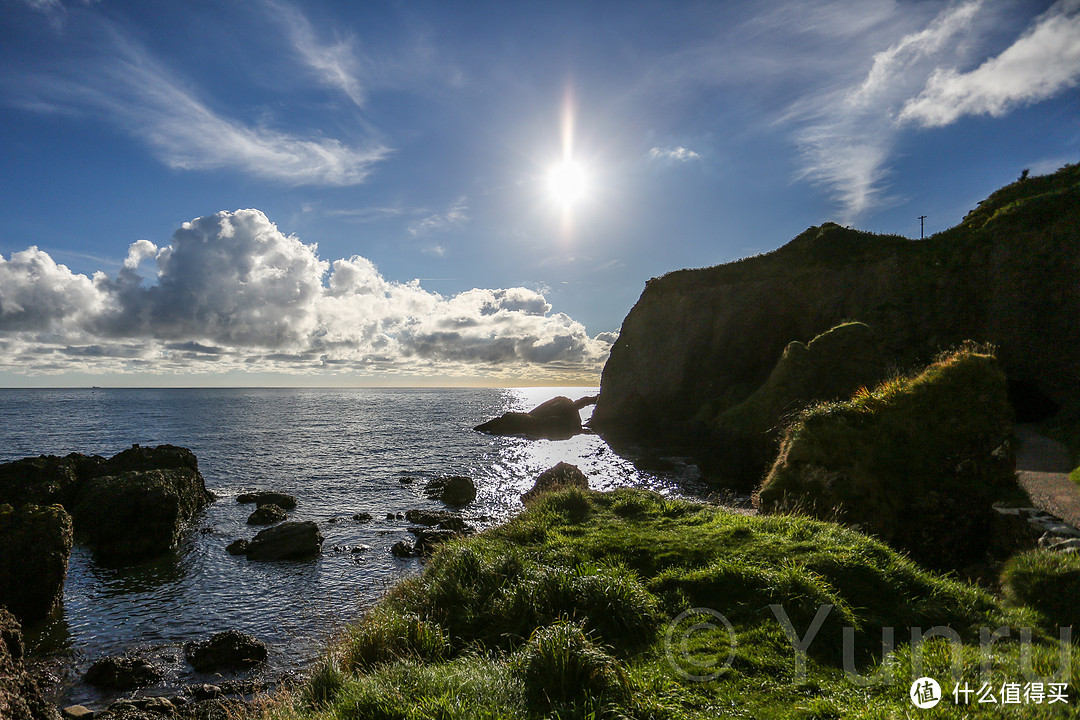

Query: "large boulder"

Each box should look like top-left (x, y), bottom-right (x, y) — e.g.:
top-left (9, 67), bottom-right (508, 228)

top-left (756, 346), bottom-right (1020, 569)
top-left (522, 463), bottom-right (589, 503)
top-left (0, 609), bottom-right (59, 720)
top-left (244, 521), bottom-right (323, 561)
top-left (708, 322), bottom-right (889, 489)
top-left (0, 503), bottom-right (73, 624)
top-left (0, 445), bottom-right (213, 564)
top-left (184, 631), bottom-right (267, 672)
top-left (475, 396), bottom-right (582, 440)
top-left (75, 466), bottom-right (212, 563)
top-left (592, 165), bottom-right (1080, 477)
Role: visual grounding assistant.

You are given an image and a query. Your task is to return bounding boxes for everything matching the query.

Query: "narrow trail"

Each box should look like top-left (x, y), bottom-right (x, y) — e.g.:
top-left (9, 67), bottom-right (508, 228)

top-left (1014, 425), bottom-right (1080, 528)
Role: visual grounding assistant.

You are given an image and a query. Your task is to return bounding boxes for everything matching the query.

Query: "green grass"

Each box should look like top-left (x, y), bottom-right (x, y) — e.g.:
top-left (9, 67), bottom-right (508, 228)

top-left (257, 488), bottom-right (1080, 719)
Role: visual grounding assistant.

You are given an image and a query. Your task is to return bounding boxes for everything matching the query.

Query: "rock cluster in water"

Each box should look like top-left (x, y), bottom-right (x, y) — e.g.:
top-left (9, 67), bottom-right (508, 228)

top-left (0, 445), bottom-right (213, 624)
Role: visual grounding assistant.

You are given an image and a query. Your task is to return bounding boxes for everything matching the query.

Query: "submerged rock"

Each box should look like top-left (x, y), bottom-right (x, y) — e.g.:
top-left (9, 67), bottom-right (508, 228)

top-left (246, 503), bottom-right (287, 525)
top-left (404, 509), bottom-right (467, 531)
top-left (0, 503), bottom-right (73, 624)
top-left (424, 476), bottom-right (477, 507)
top-left (474, 396), bottom-right (582, 440)
top-left (522, 462), bottom-right (589, 503)
top-left (236, 491), bottom-right (297, 510)
top-left (184, 631), bottom-right (267, 672)
top-left (244, 521), bottom-right (323, 561)
top-left (84, 653), bottom-right (164, 690)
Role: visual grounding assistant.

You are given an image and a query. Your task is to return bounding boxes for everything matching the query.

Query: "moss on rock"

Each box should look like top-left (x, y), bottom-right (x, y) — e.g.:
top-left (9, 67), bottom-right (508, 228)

top-left (756, 345), bottom-right (1020, 569)
top-left (0, 503), bottom-right (73, 624)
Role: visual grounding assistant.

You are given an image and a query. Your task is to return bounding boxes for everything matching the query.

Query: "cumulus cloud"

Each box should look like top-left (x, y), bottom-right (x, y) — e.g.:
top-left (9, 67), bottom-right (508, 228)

top-left (647, 146), bottom-right (701, 163)
top-left (900, 0), bottom-right (1080, 127)
top-left (0, 209), bottom-right (613, 381)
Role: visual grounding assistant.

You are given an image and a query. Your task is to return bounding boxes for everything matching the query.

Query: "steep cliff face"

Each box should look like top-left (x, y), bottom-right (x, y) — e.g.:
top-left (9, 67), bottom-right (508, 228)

top-left (591, 164), bottom-right (1080, 470)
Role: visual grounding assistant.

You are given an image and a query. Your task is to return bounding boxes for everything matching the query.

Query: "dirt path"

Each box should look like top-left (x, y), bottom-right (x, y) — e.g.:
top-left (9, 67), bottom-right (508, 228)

top-left (1014, 425), bottom-right (1080, 528)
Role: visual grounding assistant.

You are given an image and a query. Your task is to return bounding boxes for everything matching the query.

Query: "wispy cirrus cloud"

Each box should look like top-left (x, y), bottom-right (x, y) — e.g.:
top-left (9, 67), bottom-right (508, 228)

top-left (9, 17), bottom-right (388, 186)
top-left (263, 0), bottom-right (367, 108)
top-left (408, 197), bottom-right (469, 237)
top-left (900, 0), bottom-right (1080, 127)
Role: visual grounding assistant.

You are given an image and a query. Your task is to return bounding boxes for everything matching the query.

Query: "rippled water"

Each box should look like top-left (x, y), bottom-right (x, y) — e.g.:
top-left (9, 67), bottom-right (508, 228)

top-left (0, 387), bottom-right (703, 706)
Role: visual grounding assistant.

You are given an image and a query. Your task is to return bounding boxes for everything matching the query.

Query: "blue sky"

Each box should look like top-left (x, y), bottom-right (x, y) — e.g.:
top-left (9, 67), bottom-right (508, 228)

top-left (1, 0), bottom-right (1078, 386)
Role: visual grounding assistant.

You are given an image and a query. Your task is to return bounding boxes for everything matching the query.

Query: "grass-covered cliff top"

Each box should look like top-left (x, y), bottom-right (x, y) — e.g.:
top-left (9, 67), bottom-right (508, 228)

top-left (257, 488), bottom-right (1078, 720)
top-left (646, 162), bottom-right (1080, 292)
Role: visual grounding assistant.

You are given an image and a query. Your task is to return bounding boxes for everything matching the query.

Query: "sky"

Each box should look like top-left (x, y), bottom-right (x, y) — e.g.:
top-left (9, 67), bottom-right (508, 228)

top-left (1, 0), bottom-right (1078, 387)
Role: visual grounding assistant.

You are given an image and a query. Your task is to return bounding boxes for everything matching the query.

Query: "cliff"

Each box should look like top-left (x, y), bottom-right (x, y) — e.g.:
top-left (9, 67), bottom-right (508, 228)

top-left (591, 163), bottom-right (1080, 482)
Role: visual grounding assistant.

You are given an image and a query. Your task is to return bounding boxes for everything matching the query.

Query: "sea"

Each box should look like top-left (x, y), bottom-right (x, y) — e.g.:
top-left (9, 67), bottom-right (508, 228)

top-left (0, 387), bottom-right (706, 707)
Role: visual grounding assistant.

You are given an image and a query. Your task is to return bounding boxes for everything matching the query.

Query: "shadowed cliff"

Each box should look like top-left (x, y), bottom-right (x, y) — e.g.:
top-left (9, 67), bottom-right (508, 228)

top-left (591, 163), bottom-right (1080, 485)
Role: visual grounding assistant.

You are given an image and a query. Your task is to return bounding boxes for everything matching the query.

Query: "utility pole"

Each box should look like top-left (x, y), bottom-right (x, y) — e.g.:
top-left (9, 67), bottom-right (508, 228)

top-left (918, 215), bottom-right (927, 239)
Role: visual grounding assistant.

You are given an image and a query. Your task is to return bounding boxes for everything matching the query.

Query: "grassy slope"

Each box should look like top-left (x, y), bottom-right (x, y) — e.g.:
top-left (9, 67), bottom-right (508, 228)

top-left (259, 489), bottom-right (1079, 720)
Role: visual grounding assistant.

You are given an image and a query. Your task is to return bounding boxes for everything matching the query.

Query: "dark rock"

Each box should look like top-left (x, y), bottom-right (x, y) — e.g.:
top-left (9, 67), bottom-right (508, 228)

top-left (350, 545), bottom-right (370, 553)
top-left (184, 684), bottom-right (222, 701)
top-left (708, 321), bottom-right (890, 489)
top-left (521, 462), bottom-right (589, 503)
top-left (0, 503), bottom-right (73, 624)
top-left (246, 504), bottom-right (286, 525)
top-left (592, 165), bottom-right (1080, 477)
top-left (404, 509), bottom-right (466, 530)
top-left (85, 653), bottom-right (164, 690)
top-left (225, 540), bottom-right (248, 556)
top-left (390, 540), bottom-right (414, 558)
top-left (0, 609), bottom-right (59, 720)
top-left (236, 491), bottom-right (296, 510)
top-left (142, 697), bottom-right (174, 715)
top-left (407, 527), bottom-right (458, 555)
top-left (424, 476), bottom-right (476, 507)
top-left (75, 466), bottom-right (212, 563)
top-left (351, 512), bottom-right (373, 523)
top-left (574, 395), bottom-right (599, 409)
top-left (244, 521), bottom-right (323, 561)
top-left (0, 445), bottom-right (210, 565)
top-left (184, 631), bottom-right (267, 672)
top-left (474, 396), bottom-right (582, 440)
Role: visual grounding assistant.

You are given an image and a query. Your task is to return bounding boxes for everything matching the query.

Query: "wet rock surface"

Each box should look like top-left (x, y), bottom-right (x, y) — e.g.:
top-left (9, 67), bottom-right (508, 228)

top-left (183, 631), bottom-right (267, 673)
top-left (0, 503), bottom-right (73, 624)
top-left (474, 396), bottom-right (583, 440)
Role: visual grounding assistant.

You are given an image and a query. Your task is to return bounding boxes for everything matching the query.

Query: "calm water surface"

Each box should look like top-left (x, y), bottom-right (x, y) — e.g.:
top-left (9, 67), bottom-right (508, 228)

top-left (0, 387), bottom-right (702, 706)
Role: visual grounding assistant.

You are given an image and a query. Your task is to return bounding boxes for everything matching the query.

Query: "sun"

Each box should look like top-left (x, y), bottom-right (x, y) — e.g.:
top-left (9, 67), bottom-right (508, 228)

top-left (546, 158), bottom-right (589, 208)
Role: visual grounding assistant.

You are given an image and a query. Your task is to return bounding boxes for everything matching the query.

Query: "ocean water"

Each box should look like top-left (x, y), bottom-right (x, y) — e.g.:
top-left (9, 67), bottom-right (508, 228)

top-left (0, 387), bottom-right (703, 706)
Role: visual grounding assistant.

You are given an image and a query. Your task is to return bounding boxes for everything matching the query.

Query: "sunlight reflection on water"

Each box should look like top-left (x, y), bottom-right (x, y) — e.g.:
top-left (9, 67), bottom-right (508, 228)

top-left (0, 387), bottom-right (703, 706)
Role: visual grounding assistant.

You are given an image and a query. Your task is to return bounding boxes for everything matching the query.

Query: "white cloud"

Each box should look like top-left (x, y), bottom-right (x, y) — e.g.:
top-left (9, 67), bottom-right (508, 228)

top-left (408, 197), bottom-right (469, 236)
top-left (900, 0), bottom-right (1080, 127)
top-left (13, 22), bottom-right (388, 186)
top-left (647, 146), bottom-right (701, 163)
top-left (789, 1), bottom-right (986, 222)
top-left (264, 0), bottom-right (367, 108)
top-left (0, 210), bottom-right (612, 380)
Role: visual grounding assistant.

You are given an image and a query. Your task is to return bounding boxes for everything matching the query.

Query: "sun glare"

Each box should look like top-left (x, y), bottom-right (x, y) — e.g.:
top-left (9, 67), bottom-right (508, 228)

top-left (546, 159), bottom-right (589, 207)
